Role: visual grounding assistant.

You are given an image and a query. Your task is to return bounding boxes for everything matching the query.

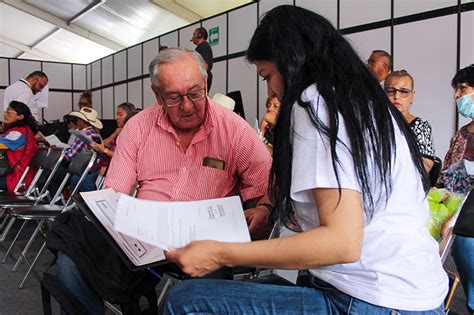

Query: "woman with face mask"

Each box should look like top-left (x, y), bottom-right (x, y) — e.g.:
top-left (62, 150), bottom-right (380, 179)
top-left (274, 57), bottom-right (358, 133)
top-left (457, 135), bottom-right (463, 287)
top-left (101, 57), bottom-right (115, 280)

top-left (437, 65), bottom-right (474, 192)
top-left (438, 64), bottom-right (474, 315)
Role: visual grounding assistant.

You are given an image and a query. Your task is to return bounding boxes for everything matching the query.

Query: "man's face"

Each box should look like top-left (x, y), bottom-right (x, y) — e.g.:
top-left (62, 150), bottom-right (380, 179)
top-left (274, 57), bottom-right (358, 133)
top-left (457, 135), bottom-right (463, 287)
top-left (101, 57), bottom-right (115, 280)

top-left (31, 76), bottom-right (48, 95)
top-left (152, 55), bottom-right (207, 133)
top-left (191, 30), bottom-right (200, 45)
top-left (367, 53), bottom-right (389, 82)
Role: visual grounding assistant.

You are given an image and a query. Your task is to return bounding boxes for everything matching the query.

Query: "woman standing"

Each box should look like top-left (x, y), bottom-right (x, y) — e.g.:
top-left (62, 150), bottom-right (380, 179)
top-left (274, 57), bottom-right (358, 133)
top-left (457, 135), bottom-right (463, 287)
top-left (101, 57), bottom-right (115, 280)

top-left (164, 6), bottom-right (447, 314)
top-left (0, 101), bottom-right (38, 191)
top-left (385, 70), bottom-right (436, 172)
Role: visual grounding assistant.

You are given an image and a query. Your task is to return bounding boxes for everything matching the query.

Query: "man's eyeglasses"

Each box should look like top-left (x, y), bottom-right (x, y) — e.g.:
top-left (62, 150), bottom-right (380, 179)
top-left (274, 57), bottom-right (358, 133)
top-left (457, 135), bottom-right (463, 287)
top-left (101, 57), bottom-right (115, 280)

top-left (161, 88), bottom-right (206, 107)
top-left (385, 87), bottom-right (413, 98)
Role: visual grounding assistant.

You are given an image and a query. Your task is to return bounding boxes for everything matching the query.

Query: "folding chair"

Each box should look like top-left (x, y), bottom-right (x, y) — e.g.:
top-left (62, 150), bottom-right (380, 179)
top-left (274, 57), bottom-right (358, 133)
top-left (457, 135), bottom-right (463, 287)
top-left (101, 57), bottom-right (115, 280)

top-left (0, 148), bottom-right (65, 242)
top-left (438, 187), bottom-right (473, 311)
top-left (0, 147), bottom-right (48, 231)
top-left (4, 151), bottom-right (96, 288)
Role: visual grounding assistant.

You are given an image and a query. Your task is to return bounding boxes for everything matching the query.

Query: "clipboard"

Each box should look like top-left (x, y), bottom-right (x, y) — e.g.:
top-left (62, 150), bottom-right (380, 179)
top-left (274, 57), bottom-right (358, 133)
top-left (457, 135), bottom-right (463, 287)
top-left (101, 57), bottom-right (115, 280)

top-left (72, 193), bottom-right (169, 271)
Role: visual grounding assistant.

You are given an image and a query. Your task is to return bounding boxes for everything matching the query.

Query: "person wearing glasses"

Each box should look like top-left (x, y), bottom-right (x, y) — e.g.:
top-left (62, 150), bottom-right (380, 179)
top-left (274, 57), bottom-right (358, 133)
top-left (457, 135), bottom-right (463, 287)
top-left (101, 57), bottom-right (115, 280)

top-left (54, 48), bottom-right (272, 314)
top-left (164, 6), bottom-right (446, 314)
top-left (385, 70), bottom-right (435, 172)
top-left (367, 50), bottom-right (392, 84)
top-left (78, 90), bottom-right (93, 109)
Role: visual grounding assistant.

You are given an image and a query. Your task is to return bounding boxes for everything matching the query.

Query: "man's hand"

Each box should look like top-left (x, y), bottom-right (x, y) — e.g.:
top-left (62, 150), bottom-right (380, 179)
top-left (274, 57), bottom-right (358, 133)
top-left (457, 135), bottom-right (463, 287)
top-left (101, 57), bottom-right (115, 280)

top-left (245, 205), bottom-right (272, 240)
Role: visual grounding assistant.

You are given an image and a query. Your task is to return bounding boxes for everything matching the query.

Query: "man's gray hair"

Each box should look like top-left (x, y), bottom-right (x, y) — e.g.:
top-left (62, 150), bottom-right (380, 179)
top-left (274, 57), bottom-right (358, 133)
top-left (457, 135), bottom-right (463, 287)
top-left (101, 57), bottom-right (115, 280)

top-left (148, 48), bottom-right (208, 88)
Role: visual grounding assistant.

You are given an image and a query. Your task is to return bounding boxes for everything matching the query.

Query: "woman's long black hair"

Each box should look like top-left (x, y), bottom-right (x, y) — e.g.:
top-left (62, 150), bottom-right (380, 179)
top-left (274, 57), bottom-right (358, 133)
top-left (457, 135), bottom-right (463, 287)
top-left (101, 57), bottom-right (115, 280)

top-left (6, 101), bottom-right (38, 134)
top-left (247, 5), bottom-right (428, 228)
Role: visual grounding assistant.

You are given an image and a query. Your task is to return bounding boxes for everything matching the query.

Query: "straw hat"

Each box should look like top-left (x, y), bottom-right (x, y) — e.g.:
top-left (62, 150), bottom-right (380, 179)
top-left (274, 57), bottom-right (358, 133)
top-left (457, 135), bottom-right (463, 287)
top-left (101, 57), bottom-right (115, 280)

top-left (68, 107), bottom-right (103, 129)
top-left (212, 93), bottom-right (235, 111)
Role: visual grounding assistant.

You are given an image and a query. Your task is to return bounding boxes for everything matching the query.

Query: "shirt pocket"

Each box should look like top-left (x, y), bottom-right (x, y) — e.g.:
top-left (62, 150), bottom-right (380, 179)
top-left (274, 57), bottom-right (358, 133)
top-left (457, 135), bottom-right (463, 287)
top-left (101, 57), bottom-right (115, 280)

top-left (188, 166), bottom-right (232, 200)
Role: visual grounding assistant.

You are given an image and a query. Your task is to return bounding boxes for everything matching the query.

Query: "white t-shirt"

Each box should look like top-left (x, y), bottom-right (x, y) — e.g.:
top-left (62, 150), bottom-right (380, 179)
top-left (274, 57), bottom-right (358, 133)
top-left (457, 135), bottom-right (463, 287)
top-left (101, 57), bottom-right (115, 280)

top-left (3, 79), bottom-right (46, 121)
top-left (290, 85), bottom-right (447, 311)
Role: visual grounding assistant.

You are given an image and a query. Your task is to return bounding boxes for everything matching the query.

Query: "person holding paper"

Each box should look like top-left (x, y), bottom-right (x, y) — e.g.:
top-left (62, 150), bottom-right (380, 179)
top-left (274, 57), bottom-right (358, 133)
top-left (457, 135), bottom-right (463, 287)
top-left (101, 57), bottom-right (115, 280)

top-left (164, 6), bottom-right (447, 314)
top-left (55, 48), bottom-right (272, 314)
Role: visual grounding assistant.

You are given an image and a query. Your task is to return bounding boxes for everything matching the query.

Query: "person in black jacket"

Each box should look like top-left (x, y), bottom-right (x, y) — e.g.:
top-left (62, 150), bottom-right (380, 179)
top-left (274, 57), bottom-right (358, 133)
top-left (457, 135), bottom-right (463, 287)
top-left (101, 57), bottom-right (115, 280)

top-left (192, 27), bottom-right (213, 91)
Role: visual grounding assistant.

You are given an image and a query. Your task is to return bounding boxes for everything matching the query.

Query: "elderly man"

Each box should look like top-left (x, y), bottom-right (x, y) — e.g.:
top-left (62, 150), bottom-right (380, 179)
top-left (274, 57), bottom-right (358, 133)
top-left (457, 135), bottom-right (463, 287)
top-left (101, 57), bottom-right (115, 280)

top-left (367, 50), bottom-right (392, 84)
top-left (55, 48), bottom-right (272, 314)
top-left (3, 71), bottom-right (48, 121)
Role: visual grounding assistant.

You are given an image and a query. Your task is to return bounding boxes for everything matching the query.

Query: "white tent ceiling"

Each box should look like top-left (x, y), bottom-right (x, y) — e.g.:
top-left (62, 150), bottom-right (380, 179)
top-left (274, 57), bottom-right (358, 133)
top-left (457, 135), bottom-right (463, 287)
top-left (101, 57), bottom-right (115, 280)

top-left (0, 0), bottom-right (253, 64)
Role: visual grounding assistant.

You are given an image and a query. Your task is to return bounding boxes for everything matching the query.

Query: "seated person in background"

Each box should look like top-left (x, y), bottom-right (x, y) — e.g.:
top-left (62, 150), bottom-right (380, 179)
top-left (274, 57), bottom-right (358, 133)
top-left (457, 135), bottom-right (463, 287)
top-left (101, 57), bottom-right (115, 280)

top-left (0, 101), bottom-right (38, 191)
top-left (164, 6), bottom-right (447, 314)
top-left (64, 107), bottom-right (103, 192)
top-left (259, 96), bottom-right (280, 153)
top-left (439, 64), bottom-right (474, 314)
top-left (78, 90), bottom-right (93, 109)
top-left (385, 70), bottom-right (435, 172)
top-left (55, 47), bottom-right (272, 314)
top-left (90, 102), bottom-right (136, 177)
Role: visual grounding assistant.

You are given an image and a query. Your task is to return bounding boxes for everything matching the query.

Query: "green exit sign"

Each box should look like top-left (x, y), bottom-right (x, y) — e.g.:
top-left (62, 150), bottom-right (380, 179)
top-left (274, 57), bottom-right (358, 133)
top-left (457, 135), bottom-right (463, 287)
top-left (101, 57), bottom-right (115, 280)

top-left (209, 27), bottom-right (219, 46)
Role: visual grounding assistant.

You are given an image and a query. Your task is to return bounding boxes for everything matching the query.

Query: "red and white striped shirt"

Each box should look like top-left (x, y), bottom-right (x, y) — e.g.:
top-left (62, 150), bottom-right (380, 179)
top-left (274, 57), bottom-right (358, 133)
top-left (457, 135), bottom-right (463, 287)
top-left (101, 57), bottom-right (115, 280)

top-left (106, 98), bottom-right (272, 202)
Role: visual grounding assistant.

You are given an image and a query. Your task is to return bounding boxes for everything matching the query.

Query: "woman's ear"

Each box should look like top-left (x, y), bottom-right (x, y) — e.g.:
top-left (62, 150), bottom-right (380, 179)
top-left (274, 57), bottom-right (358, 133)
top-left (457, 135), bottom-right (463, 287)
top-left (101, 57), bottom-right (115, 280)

top-left (18, 114), bottom-right (25, 121)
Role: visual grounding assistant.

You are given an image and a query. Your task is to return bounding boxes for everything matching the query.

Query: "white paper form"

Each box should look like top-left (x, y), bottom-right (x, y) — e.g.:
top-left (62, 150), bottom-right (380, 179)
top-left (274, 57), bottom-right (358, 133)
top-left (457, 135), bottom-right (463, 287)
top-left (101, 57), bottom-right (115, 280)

top-left (80, 189), bottom-right (166, 266)
top-left (44, 134), bottom-right (70, 148)
top-left (114, 195), bottom-right (251, 250)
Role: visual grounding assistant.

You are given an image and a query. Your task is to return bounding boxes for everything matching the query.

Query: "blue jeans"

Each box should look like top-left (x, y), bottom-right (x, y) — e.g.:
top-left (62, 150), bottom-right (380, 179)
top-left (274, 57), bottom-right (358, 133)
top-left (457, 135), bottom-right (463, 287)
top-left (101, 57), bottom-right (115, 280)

top-left (452, 236), bottom-right (474, 313)
top-left (165, 278), bottom-right (445, 314)
top-left (70, 171), bottom-right (99, 193)
top-left (56, 252), bottom-right (105, 315)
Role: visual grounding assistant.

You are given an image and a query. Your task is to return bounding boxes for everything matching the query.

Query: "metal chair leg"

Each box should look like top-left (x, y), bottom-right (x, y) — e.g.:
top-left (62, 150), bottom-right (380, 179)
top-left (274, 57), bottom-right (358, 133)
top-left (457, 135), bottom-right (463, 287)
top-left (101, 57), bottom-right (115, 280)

top-left (2, 219), bottom-right (27, 263)
top-left (12, 219), bottom-right (44, 272)
top-left (0, 216), bottom-right (16, 242)
top-left (19, 240), bottom-right (46, 288)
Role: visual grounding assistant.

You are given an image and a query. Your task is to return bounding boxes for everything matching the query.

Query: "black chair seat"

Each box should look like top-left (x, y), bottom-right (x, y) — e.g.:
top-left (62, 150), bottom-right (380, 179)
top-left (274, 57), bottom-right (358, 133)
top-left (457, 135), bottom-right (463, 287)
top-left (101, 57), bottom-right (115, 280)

top-left (1, 197), bottom-right (48, 207)
top-left (8, 205), bottom-right (63, 219)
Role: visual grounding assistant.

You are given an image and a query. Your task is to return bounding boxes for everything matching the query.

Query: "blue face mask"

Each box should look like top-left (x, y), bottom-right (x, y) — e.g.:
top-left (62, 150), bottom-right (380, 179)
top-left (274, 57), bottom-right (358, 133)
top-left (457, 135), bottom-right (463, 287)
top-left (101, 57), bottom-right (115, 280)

top-left (456, 93), bottom-right (474, 118)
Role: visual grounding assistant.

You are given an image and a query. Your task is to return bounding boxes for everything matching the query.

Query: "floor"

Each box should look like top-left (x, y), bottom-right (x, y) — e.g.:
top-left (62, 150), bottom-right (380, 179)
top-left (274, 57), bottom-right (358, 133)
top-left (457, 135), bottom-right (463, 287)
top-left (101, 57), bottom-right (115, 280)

top-left (0, 220), bottom-right (470, 315)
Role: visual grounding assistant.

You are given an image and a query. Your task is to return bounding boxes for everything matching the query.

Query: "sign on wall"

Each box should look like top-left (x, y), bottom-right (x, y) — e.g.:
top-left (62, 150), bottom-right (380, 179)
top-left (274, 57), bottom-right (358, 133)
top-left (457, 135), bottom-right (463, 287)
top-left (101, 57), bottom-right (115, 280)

top-left (209, 27), bottom-right (219, 46)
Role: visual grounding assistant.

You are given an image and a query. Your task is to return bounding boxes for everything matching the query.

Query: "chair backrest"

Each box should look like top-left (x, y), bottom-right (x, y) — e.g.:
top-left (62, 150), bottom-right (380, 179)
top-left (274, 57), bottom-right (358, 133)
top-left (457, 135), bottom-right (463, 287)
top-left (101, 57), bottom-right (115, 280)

top-left (429, 156), bottom-right (442, 187)
top-left (52, 151), bottom-right (96, 209)
top-left (439, 187), bottom-right (473, 263)
top-left (13, 147), bottom-right (49, 193)
top-left (227, 91), bottom-right (245, 119)
top-left (30, 148), bottom-right (65, 201)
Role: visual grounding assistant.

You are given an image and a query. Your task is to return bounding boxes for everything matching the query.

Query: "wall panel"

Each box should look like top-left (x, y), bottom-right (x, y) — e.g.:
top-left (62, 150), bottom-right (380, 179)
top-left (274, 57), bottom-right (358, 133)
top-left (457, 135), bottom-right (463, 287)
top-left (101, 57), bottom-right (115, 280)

top-left (179, 23), bottom-right (199, 50)
top-left (44, 92), bottom-right (71, 121)
top-left (86, 64), bottom-right (91, 90)
top-left (203, 15), bottom-right (227, 58)
top-left (296, 0), bottom-right (338, 27)
top-left (102, 87), bottom-right (114, 120)
top-left (228, 57), bottom-right (257, 127)
top-left (73, 64), bottom-right (86, 91)
top-left (91, 60), bottom-right (101, 88)
top-left (340, 0), bottom-right (391, 28)
top-left (344, 27), bottom-right (391, 63)
top-left (394, 0), bottom-right (456, 18)
top-left (114, 83), bottom-right (127, 107)
top-left (160, 32), bottom-right (178, 49)
top-left (10, 60), bottom-right (41, 82)
top-left (458, 10), bottom-right (474, 128)
top-left (259, 0), bottom-right (293, 16)
top-left (128, 79), bottom-right (142, 108)
top-left (208, 60), bottom-right (226, 98)
top-left (92, 90), bottom-right (102, 117)
top-left (127, 45), bottom-right (142, 79)
top-left (114, 51), bottom-right (127, 83)
top-left (0, 59), bottom-right (9, 86)
top-left (394, 14), bottom-right (457, 159)
top-left (102, 56), bottom-right (113, 86)
top-left (228, 3), bottom-right (257, 54)
top-left (143, 79), bottom-right (155, 109)
top-left (43, 62), bottom-right (71, 89)
top-left (143, 38), bottom-right (159, 75)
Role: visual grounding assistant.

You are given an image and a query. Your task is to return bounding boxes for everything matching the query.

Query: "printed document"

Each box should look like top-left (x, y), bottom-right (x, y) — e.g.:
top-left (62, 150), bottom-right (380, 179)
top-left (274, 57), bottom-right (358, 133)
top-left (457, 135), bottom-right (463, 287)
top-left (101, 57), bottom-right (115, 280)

top-left (44, 134), bottom-right (70, 149)
top-left (80, 189), bottom-right (166, 266)
top-left (80, 189), bottom-right (250, 266)
top-left (114, 194), bottom-right (251, 250)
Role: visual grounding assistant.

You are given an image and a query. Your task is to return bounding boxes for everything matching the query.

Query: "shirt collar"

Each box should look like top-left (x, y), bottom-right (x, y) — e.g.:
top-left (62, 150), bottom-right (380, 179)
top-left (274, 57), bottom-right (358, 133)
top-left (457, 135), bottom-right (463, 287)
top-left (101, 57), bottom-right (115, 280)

top-left (19, 79), bottom-right (31, 88)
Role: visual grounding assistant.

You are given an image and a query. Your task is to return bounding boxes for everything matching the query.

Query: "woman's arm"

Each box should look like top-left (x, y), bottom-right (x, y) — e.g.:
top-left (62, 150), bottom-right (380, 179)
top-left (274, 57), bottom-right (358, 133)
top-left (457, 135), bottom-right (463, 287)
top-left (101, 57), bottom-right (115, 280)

top-left (166, 187), bottom-right (364, 277)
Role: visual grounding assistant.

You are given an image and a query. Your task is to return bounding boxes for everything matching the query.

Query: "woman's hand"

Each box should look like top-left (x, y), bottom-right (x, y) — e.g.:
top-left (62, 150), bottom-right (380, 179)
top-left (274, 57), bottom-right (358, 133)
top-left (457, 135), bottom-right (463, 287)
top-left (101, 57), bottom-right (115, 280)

top-left (90, 141), bottom-right (105, 154)
top-left (165, 240), bottom-right (224, 277)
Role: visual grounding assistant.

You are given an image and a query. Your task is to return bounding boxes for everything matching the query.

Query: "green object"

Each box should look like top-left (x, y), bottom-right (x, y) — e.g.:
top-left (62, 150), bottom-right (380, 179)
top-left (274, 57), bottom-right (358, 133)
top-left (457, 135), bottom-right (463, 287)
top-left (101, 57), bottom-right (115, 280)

top-left (426, 189), bottom-right (463, 241)
top-left (209, 27), bottom-right (219, 46)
